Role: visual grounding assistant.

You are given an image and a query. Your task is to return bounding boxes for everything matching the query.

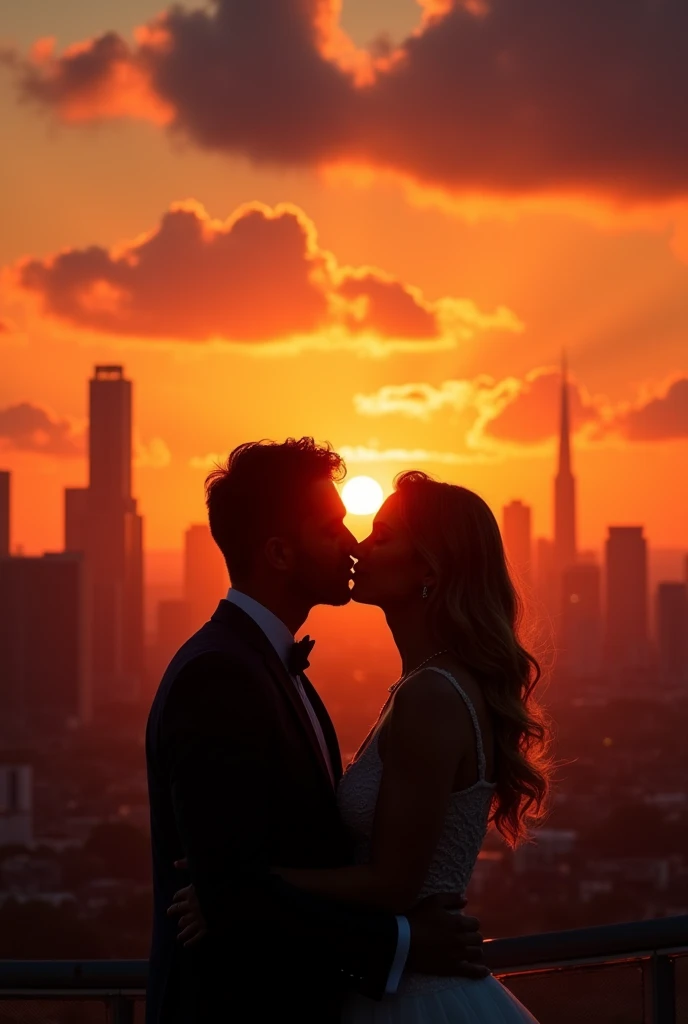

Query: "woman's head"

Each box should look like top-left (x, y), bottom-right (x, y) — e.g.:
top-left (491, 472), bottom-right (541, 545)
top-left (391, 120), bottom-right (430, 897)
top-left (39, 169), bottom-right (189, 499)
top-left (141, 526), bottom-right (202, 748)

top-left (353, 470), bottom-right (551, 846)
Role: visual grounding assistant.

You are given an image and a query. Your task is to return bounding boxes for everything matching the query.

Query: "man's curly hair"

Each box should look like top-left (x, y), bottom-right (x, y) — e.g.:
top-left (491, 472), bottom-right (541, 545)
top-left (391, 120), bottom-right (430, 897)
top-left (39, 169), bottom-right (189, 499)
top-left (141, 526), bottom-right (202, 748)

top-left (205, 437), bottom-right (346, 580)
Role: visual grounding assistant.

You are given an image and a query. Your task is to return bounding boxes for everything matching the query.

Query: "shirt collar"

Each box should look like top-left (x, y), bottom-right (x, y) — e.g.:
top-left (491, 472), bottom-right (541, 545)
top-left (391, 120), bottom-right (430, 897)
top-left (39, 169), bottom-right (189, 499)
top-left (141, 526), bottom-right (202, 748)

top-left (226, 588), bottom-right (294, 669)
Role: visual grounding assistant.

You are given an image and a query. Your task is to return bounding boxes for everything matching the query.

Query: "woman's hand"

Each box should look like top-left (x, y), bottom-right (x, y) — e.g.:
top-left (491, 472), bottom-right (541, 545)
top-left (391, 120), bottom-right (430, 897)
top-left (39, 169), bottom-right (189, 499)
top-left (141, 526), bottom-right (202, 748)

top-left (167, 858), bottom-right (207, 946)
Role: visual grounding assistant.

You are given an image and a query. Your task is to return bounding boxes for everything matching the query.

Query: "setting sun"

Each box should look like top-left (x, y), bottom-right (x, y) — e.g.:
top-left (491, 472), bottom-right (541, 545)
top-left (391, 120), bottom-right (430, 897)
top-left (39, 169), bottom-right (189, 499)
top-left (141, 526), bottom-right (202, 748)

top-left (341, 475), bottom-right (384, 516)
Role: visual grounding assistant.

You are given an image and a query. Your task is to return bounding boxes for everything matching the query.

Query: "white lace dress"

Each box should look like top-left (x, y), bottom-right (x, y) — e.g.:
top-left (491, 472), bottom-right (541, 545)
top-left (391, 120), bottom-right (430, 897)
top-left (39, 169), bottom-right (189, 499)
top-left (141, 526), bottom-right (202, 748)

top-left (337, 667), bottom-right (539, 1023)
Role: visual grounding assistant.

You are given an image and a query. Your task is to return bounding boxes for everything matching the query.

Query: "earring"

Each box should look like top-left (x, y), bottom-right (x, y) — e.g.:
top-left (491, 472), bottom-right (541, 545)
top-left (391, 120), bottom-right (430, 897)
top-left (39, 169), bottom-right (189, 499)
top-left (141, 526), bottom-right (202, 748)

top-left (422, 585), bottom-right (428, 599)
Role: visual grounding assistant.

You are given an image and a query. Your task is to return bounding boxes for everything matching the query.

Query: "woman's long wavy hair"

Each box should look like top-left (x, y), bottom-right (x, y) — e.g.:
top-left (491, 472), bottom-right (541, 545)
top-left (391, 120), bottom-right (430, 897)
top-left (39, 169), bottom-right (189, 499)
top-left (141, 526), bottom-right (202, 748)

top-left (394, 470), bottom-right (552, 847)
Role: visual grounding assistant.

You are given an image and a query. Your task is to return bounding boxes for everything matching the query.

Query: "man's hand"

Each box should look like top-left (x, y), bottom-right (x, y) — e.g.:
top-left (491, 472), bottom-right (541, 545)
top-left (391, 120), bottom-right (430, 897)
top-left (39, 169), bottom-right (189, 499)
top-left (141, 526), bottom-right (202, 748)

top-left (167, 858), bottom-right (207, 946)
top-left (406, 893), bottom-right (489, 979)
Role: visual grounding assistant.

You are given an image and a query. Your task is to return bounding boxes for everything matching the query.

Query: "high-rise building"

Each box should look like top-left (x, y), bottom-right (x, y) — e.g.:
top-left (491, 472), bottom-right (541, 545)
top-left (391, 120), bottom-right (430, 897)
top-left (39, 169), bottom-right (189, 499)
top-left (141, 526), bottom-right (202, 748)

top-left (554, 352), bottom-right (577, 579)
top-left (0, 470), bottom-right (9, 557)
top-left (0, 765), bottom-right (33, 846)
top-left (184, 524), bottom-right (227, 631)
top-left (605, 526), bottom-right (649, 673)
top-left (656, 582), bottom-right (688, 684)
top-left (560, 563), bottom-right (602, 676)
top-left (64, 487), bottom-right (89, 553)
top-left (0, 553), bottom-right (91, 743)
top-left (502, 500), bottom-right (532, 588)
top-left (63, 366), bottom-right (144, 708)
top-left (158, 599), bottom-right (190, 656)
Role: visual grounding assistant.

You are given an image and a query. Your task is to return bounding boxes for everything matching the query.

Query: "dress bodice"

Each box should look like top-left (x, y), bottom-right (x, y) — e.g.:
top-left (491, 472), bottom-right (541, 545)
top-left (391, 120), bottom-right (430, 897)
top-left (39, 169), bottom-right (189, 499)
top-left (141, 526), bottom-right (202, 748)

top-left (337, 667), bottom-right (496, 995)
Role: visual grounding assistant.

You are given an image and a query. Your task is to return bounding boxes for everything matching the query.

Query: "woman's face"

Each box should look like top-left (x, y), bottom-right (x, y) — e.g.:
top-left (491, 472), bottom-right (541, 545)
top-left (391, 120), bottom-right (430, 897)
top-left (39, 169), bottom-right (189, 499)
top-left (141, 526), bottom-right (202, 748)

top-left (351, 493), bottom-right (431, 609)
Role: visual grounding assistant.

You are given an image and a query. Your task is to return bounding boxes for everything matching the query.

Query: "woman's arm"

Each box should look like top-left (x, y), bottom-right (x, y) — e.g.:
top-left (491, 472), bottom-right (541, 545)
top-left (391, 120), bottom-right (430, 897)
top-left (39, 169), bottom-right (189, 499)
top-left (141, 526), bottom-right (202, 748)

top-left (279, 670), bottom-right (473, 912)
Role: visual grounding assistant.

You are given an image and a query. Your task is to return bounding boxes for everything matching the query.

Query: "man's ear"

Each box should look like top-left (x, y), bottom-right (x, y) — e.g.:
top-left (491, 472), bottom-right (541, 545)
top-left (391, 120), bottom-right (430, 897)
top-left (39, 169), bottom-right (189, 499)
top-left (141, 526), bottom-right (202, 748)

top-left (264, 536), bottom-right (294, 572)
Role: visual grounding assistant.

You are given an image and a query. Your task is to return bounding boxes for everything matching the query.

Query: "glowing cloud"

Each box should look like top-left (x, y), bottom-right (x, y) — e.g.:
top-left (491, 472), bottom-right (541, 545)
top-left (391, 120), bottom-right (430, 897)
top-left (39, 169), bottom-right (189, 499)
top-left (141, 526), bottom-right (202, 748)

top-left (11, 200), bottom-right (519, 349)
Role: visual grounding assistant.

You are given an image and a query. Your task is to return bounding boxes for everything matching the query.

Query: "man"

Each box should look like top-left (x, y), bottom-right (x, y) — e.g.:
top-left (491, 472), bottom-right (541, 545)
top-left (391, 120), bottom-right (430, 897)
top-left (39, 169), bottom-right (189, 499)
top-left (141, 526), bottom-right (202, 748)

top-left (146, 438), bottom-right (485, 1023)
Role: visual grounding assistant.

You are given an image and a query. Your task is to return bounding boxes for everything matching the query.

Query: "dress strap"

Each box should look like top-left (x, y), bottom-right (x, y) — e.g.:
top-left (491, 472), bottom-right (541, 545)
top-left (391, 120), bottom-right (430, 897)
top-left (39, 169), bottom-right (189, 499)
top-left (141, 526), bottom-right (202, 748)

top-left (421, 666), bottom-right (488, 781)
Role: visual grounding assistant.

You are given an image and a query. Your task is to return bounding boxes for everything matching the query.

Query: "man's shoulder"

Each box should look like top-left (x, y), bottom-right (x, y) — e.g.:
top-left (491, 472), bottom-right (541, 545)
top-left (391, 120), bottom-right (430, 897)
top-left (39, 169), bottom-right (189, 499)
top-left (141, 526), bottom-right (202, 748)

top-left (152, 619), bottom-right (264, 709)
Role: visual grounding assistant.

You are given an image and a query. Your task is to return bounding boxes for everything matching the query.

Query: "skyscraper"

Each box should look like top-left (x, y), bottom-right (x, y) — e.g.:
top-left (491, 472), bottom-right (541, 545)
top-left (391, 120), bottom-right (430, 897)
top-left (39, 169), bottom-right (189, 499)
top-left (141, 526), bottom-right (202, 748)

top-left (554, 352), bottom-right (577, 583)
top-left (605, 526), bottom-right (649, 673)
top-left (0, 553), bottom-right (91, 742)
top-left (0, 765), bottom-right (33, 847)
top-left (90, 366), bottom-right (144, 704)
top-left (153, 599), bottom-right (191, 677)
top-left (64, 486), bottom-right (89, 554)
top-left (64, 366), bottom-right (144, 708)
top-left (656, 582), bottom-right (688, 684)
top-left (0, 470), bottom-right (9, 557)
top-left (560, 563), bottom-right (602, 676)
top-left (502, 500), bottom-right (532, 588)
top-left (184, 524), bottom-right (227, 631)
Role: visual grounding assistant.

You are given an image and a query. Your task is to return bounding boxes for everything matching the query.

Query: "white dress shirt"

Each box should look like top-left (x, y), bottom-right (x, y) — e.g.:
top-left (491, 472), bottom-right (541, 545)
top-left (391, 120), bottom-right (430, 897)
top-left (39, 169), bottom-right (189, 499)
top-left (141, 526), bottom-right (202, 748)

top-left (225, 588), bottom-right (410, 994)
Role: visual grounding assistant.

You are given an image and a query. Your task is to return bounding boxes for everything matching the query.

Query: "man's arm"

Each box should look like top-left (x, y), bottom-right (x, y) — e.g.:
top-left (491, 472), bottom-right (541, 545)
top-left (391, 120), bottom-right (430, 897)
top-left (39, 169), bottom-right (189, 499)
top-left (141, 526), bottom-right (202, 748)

top-left (163, 652), bottom-right (398, 999)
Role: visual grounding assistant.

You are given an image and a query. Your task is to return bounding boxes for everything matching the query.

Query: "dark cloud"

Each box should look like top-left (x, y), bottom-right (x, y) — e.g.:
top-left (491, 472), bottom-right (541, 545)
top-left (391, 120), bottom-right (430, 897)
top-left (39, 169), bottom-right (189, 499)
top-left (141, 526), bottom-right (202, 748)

top-left (19, 201), bottom-right (330, 341)
top-left (617, 377), bottom-right (688, 441)
top-left (11, 0), bottom-right (688, 201)
top-left (0, 403), bottom-right (83, 455)
top-left (15, 200), bottom-right (510, 344)
top-left (338, 272), bottom-right (438, 339)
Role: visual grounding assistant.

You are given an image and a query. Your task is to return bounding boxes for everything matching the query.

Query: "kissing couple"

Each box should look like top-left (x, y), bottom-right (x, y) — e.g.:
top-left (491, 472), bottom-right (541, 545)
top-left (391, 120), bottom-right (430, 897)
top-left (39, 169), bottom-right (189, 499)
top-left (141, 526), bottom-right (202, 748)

top-left (146, 437), bottom-right (549, 1023)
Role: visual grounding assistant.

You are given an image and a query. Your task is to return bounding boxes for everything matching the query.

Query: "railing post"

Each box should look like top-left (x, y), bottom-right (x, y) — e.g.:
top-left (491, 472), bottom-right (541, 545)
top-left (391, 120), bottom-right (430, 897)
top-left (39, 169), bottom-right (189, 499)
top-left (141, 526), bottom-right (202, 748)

top-left (645, 953), bottom-right (675, 1024)
top-left (110, 994), bottom-right (135, 1024)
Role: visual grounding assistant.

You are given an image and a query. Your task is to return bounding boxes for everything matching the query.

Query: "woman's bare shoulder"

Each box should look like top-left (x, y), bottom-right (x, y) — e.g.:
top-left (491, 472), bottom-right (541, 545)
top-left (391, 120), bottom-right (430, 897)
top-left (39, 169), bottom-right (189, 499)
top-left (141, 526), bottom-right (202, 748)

top-left (392, 663), bottom-right (476, 727)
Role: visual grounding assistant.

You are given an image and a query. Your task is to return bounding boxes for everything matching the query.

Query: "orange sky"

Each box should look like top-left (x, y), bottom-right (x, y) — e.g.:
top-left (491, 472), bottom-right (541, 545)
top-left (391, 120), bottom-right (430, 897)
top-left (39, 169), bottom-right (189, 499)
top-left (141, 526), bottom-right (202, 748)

top-left (1, 0), bottom-right (687, 557)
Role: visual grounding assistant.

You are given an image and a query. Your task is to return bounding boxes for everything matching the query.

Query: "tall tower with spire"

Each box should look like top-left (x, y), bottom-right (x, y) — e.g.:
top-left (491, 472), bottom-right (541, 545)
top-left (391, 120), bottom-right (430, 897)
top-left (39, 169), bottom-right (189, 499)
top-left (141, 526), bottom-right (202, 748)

top-left (554, 351), bottom-right (577, 578)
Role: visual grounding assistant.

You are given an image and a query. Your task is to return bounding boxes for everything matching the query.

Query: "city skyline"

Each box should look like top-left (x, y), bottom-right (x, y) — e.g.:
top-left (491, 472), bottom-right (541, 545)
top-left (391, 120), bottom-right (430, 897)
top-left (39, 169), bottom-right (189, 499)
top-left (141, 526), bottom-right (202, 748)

top-left (1, 359), bottom-right (686, 704)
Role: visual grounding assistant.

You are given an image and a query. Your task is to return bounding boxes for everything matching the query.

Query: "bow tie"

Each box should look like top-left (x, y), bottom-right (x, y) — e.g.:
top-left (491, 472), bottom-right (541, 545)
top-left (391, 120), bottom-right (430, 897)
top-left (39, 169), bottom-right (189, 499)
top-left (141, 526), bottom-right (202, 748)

top-left (288, 635), bottom-right (315, 676)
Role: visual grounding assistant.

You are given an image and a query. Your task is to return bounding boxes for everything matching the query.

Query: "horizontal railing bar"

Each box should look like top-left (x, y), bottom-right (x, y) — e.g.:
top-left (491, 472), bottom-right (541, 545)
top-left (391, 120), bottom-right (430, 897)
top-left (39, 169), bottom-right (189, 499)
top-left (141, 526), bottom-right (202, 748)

top-left (0, 988), bottom-right (145, 996)
top-left (485, 915), bottom-right (688, 970)
top-left (0, 916), bottom-right (686, 991)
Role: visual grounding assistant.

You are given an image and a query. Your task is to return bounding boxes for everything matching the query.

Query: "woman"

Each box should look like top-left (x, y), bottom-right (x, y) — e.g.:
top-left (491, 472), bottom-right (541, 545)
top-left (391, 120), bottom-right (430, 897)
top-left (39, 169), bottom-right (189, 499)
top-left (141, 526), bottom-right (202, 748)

top-left (172, 471), bottom-right (551, 1022)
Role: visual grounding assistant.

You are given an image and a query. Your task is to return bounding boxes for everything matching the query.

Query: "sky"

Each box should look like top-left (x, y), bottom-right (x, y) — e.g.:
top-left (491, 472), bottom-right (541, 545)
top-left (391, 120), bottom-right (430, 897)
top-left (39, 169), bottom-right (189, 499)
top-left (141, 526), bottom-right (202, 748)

top-left (1, 0), bottom-right (687, 558)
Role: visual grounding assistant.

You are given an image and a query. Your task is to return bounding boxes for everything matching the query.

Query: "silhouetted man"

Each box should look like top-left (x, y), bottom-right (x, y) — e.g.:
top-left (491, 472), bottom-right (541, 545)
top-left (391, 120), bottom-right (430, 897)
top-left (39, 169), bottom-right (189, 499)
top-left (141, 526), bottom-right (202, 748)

top-left (146, 438), bottom-right (484, 1023)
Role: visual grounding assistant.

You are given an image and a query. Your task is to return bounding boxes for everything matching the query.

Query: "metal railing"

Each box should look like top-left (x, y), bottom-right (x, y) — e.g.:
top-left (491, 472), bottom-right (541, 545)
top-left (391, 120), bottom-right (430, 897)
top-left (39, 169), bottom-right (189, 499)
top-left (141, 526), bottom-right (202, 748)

top-left (0, 915), bottom-right (686, 1023)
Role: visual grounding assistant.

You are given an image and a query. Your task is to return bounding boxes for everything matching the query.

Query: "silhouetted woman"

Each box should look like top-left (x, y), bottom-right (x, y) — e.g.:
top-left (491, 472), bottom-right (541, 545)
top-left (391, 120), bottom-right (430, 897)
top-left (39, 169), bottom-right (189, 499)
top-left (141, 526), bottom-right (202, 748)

top-left (177, 470), bottom-right (551, 1022)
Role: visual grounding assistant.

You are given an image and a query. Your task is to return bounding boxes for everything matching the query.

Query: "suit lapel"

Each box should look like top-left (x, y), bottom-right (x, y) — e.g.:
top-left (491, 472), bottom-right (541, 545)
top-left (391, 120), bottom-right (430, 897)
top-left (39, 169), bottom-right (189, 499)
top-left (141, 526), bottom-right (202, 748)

top-left (301, 673), bottom-right (343, 784)
top-left (210, 601), bottom-right (335, 791)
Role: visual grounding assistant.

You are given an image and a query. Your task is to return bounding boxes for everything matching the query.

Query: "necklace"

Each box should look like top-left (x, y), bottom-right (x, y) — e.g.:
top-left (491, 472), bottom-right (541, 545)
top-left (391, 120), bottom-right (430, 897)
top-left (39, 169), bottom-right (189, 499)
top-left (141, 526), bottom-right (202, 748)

top-left (388, 648), bottom-right (449, 694)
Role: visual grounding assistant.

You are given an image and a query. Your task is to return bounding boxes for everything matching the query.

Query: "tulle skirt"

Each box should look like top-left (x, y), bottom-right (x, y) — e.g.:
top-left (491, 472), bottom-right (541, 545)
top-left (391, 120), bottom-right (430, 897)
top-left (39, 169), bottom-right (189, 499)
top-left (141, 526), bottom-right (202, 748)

top-left (342, 975), bottom-right (539, 1024)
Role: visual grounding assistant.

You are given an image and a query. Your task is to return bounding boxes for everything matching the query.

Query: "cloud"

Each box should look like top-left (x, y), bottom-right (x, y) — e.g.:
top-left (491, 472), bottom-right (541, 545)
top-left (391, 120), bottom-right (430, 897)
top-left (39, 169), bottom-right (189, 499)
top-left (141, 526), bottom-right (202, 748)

top-left (355, 368), bottom-right (688, 451)
top-left (134, 436), bottom-right (172, 468)
top-left (338, 444), bottom-right (494, 466)
top-left (612, 377), bottom-right (688, 441)
top-left (356, 368), bottom-right (602, 445)
top-left (479, 368), bottom-right (601, 445)
top-left (354, 379), bottom-right (481, 420)
top-left (13, 200), bottom-right (518, 347)
top-left (0, 402), bottom-right (84, 455)
top-left (10, 0), bottom-right (688, 205)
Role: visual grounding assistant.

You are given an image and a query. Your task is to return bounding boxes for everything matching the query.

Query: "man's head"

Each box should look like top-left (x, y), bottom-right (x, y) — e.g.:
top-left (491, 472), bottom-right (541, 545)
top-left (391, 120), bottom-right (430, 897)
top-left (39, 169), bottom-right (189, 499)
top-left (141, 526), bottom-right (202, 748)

top-left (206, 438), bottom-right (355, 609)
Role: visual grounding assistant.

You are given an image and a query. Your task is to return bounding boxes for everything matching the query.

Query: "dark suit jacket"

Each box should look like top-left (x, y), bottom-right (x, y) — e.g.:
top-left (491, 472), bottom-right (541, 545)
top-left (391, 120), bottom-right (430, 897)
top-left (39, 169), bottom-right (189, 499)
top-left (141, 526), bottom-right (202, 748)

top-left (145, 600), bottom-right (398, 1023)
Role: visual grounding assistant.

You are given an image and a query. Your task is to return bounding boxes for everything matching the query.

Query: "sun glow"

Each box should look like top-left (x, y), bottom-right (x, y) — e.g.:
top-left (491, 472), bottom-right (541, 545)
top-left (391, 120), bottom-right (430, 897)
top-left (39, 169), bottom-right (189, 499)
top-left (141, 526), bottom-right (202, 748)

top-left (341, 475), bottom-right (384, 515)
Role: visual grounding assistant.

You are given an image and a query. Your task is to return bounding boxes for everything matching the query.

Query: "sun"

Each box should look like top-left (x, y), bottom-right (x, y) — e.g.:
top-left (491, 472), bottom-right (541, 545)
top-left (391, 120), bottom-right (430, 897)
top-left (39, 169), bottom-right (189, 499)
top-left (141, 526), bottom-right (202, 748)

top-left (341, 475), bottom-right (384, 516)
